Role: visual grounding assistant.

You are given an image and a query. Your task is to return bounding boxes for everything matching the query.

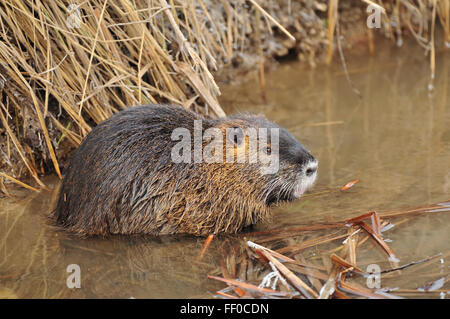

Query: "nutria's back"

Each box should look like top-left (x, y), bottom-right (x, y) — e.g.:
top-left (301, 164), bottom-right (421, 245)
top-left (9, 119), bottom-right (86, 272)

top-left (53, 104), bottom-right (317, 236)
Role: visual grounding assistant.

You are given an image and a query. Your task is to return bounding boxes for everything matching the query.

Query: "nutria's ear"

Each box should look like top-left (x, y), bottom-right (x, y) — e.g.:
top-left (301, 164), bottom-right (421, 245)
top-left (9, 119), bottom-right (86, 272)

top-left (226, 126), bottom-right (245, 146)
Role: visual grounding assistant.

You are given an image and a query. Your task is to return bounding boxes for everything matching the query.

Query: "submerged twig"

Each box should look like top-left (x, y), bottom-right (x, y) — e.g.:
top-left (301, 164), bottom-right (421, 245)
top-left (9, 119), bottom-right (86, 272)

top-left (381, 253), bottom-right (443, 274)
top-left (197, 234), bottom-right (214, 261)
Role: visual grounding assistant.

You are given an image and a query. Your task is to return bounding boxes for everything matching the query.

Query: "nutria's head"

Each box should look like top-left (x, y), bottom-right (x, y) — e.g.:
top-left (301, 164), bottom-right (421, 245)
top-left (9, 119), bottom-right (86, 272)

top-left (210, 113), bottom-right (318, 206)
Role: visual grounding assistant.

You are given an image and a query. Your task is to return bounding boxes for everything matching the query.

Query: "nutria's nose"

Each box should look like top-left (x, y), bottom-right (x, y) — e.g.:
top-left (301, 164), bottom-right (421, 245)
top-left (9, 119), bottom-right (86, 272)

top-left (305, 161), bottom-right (318, 176)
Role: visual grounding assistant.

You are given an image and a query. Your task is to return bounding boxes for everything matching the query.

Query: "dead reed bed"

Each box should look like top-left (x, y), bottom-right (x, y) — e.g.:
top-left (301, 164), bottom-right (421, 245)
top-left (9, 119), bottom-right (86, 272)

top-left (0, 0), bottom-right (448, 191)
top-left (207, 197), bottom-right (450, 299)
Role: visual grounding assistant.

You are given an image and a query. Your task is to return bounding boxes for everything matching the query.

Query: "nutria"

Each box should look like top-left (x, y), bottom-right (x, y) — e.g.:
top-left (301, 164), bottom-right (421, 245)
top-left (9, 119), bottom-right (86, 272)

top-left (53, 104), bottom-right (317, 236)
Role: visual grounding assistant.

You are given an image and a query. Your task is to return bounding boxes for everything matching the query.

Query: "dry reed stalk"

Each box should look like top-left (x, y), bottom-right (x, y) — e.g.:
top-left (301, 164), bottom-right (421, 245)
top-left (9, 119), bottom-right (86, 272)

top-left (356, 220), bottom-right (389, 249)
top-left (0, 172), bottom-right (39, 192)
top-left (346, 226), bottom-right (358, 265)
top-left (255, 7), bottom-right (266, 104)
top-left (247, 0), bottom-right (295, 42)
top-left (356, 221), bottom-right (399, 263)
top-left (436, 0), bottom-right (450, 45)
top-left (326, 0), bottom-right (338, 65)
top-left (429, 0), bottom-right (437, 91)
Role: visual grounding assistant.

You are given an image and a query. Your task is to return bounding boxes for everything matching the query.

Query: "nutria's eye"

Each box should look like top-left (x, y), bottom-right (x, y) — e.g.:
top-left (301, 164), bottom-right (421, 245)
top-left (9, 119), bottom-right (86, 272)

top-left (227, 127), bottom-right (244, 146)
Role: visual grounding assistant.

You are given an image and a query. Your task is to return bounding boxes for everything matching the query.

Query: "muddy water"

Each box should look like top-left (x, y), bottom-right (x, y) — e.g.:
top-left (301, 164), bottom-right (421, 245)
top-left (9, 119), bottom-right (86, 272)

top-left (1, 39), bottom-right (449, 298)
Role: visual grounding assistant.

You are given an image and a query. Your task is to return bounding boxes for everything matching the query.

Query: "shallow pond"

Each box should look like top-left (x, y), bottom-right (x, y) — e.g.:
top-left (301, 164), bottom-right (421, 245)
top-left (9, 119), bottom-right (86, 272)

top-left (1, 39), bottom-right (449, 298)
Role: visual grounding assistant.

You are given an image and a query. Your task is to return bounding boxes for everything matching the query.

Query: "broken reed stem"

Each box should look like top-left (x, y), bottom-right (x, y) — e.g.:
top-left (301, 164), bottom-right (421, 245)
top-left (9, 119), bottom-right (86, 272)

top-left (255, 7), bottom-right (266, 104)
top-left (440, 0), bottom-right (450, 44)
top-left (0, 172), bottom-right (39, 192)
top-left (429, 0), bottom-right (437, 90)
